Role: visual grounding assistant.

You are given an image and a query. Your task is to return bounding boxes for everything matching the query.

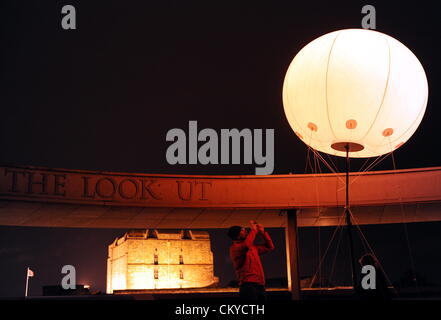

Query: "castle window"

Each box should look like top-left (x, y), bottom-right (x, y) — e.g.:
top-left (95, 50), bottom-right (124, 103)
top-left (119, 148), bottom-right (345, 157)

top-left (154, 269), bottom-right (158, 279)
top-left (154, 252), bottom-right (158, 265)
top-left (179, 254), bottom-right (184, 265)
top-left (179, 270), bottom-right (184, 280)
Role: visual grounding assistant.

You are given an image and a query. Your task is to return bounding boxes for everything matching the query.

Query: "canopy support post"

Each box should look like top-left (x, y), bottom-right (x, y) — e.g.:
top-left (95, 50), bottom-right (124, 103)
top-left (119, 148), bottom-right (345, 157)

top-left (285, 209), bottom-right (301, 300)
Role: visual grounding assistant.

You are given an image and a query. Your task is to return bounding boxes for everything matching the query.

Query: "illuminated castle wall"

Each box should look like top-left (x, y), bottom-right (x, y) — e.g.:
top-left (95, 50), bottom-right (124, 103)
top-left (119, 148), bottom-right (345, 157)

top-left (106, 229), bottom-right (218, 293)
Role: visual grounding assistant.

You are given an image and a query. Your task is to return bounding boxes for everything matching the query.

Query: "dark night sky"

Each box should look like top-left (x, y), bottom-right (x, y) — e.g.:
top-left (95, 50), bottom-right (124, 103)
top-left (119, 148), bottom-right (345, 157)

top-left (1, 1), bottom-right (441, 297)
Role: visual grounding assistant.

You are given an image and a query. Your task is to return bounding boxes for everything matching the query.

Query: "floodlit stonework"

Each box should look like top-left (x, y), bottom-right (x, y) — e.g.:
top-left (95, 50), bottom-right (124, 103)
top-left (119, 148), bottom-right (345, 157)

top-left (106, 229), bottom-right (218, 293)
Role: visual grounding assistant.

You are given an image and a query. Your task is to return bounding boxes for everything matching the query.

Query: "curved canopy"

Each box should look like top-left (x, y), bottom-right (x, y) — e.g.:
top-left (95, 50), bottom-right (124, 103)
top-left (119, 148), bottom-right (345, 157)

top-left (1, 165), bottom-right (441, 228)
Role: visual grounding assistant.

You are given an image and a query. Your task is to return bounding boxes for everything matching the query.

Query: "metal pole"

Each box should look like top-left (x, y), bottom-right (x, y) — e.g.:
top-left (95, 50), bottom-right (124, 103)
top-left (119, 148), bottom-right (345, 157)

top-left (345, 144), bottom-right (358, 292)
top-left (25, 267), bottom-right (29, 298)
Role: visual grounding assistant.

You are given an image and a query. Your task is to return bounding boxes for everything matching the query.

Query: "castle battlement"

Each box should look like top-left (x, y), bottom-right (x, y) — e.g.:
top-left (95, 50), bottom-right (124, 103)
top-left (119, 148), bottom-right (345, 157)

top-left (107, 229), bottom-right (218, 293)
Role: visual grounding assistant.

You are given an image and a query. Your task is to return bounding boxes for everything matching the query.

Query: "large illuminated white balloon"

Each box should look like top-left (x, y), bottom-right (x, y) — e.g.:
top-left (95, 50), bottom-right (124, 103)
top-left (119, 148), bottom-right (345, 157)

top-left (282, 29), bottom-right (428, 158)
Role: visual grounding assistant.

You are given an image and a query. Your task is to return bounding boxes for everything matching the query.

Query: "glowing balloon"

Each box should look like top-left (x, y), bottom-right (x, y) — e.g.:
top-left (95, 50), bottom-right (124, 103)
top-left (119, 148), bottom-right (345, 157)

top-left (283, 29), bottom-right (428, 158)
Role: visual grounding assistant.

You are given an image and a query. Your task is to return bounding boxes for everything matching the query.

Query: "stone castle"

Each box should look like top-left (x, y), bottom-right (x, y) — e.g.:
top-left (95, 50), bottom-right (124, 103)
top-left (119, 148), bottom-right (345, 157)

top-left (106, 229), bottom-right (218, 293)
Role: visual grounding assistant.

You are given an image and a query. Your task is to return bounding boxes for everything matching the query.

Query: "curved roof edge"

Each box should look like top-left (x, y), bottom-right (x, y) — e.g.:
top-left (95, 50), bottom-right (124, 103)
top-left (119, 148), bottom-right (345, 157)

top-left (1, 165), bottom-right (441, 228)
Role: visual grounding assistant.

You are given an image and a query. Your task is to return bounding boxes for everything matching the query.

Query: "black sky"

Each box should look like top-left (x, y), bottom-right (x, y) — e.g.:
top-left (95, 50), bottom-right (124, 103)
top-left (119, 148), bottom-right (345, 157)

top-left (1, 0), bottom-right (441, 297)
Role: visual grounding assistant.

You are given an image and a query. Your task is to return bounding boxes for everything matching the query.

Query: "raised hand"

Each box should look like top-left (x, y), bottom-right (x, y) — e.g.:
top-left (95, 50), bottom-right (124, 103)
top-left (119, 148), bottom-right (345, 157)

top-left (256, 223), bottom-right (265, 234)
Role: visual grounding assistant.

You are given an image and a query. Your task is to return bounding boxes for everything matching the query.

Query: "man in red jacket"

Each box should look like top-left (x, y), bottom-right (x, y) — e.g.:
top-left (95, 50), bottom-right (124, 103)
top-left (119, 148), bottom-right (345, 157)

top-left (228, 220), bottom-right (275, 300)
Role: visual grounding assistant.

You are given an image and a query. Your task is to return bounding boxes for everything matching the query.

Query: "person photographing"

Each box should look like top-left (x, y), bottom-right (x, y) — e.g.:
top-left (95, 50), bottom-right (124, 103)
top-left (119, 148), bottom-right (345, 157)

top-left (228, 220), bottom-right (275, 300)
